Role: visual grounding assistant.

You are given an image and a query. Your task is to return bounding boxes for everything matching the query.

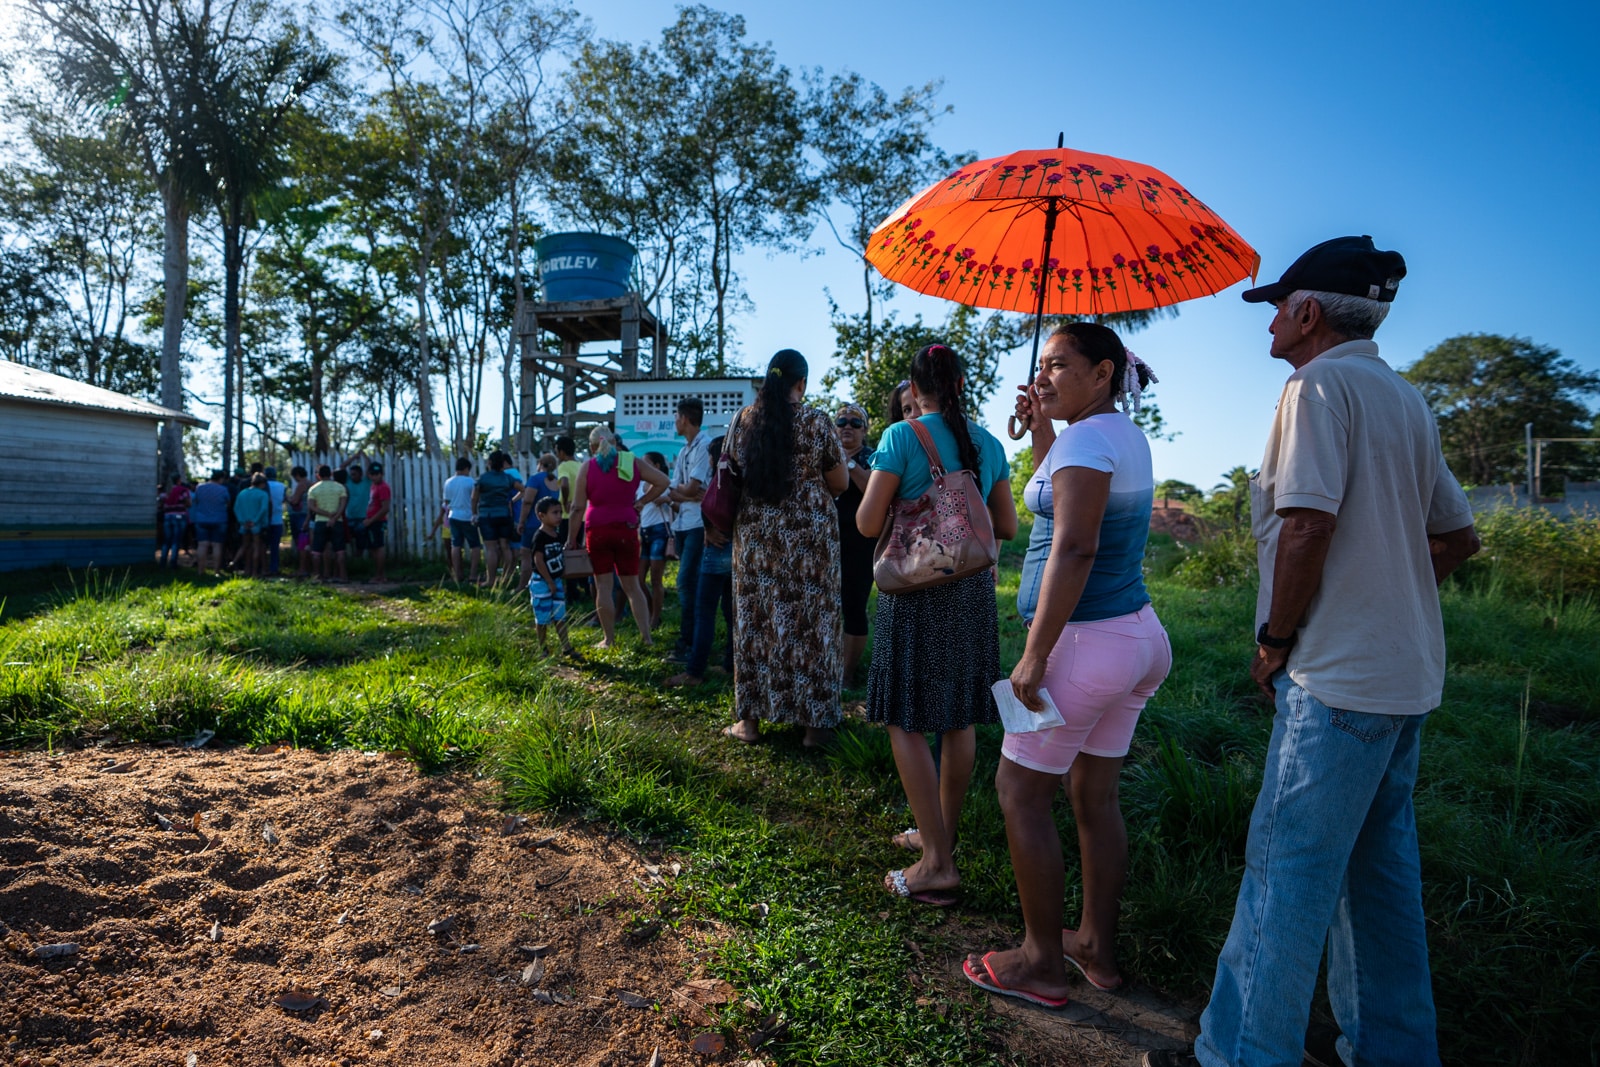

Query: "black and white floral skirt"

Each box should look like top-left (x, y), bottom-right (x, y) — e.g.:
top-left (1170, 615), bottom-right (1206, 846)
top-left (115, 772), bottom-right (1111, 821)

top-left (865, 569), bottom-right (1001, 733)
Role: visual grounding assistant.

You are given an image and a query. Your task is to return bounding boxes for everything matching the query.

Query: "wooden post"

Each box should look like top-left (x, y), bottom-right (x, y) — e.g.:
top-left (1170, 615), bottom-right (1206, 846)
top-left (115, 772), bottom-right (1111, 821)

top-left (620, 295), bottom-right (640, 379)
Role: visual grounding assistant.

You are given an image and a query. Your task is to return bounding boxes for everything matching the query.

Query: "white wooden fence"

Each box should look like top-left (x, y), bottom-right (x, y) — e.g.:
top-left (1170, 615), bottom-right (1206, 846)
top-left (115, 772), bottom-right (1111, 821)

top-left (289, 450), bottom-right (552, 563)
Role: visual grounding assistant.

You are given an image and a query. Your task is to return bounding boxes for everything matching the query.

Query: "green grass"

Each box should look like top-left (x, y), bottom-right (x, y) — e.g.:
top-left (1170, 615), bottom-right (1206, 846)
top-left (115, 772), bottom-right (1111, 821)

top-left (1, 531), bottom-right (1596, 1066)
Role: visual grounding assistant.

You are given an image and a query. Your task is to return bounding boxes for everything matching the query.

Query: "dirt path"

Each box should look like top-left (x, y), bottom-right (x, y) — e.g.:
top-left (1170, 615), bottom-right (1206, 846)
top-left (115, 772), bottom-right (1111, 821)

top-left (0, 746), bottom-right (739, 1067)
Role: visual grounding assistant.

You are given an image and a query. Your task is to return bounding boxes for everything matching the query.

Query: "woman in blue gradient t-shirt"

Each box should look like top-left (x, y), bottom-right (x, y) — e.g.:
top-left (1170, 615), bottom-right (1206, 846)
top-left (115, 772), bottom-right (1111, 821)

top-left (963, 323), bottom-right (1172, 1010)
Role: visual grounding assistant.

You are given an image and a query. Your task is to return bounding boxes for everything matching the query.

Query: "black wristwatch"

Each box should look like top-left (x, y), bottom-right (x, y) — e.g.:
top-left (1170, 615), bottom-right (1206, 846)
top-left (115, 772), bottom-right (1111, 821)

top-left (1256, 623), bottom-right (1296, 651)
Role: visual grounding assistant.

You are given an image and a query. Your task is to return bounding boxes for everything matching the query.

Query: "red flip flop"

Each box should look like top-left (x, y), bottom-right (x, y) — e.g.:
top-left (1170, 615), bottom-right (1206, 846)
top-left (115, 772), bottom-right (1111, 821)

top-left (962, 952), bottom-right (1071, 1009)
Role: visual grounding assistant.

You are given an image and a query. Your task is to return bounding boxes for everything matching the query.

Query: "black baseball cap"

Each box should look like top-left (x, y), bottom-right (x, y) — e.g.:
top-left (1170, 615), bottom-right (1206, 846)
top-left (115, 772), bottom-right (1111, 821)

top-left (368, 461), bottom-right (383, 473)
top-left (1242, 235), bottom-right (1406, 304)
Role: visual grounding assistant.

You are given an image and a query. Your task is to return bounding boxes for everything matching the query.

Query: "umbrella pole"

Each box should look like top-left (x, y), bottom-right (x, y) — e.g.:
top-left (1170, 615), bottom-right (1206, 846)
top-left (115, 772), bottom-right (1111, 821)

top-left (1009, 195), bottom-right (1059, 440)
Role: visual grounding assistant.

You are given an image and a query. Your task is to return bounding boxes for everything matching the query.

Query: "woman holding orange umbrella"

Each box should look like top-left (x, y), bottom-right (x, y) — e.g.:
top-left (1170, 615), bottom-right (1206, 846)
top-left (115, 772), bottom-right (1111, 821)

top-left (962, 323), bottom-right (1171, 1008)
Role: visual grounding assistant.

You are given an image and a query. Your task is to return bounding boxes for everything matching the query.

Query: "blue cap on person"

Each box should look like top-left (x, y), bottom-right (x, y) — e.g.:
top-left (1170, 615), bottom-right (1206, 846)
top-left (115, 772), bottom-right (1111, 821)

top-left (1242, 235), bottom-right (1407, 304)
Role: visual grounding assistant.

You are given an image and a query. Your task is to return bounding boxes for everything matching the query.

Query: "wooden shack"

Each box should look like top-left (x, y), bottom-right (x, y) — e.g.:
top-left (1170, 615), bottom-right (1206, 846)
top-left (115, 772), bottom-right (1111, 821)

top-left (0, 360), bottom-right (207, 572)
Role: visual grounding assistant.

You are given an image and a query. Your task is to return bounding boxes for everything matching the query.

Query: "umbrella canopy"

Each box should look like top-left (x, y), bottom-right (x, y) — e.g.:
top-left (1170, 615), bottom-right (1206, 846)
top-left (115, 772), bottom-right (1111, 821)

top-left (867, 146), bottom-right (1258, 317)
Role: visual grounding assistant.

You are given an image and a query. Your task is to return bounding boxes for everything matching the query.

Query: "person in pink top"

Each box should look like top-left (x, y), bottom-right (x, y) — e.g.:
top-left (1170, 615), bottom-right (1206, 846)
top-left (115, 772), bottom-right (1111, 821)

top-left (565, 426), bottom-right (669, 649)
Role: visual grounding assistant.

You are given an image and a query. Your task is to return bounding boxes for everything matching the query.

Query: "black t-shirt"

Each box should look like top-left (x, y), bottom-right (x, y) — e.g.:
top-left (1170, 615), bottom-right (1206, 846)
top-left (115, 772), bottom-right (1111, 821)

top-left (835, 444), bottom-right (877, 552)
top-left (532, 528), bottom-right (564, 580)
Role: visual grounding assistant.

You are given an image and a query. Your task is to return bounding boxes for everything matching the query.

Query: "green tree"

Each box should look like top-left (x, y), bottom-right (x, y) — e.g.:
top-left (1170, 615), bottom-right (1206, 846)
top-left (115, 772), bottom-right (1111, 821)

top-left (0, 106), bottom-right (158, 392)
top-left (808, 71), bottom-right (964, 372)
top-left (553, 7), bottom-right (814, 374)
top-left (1402, 333), bottom-right (1600, 486)
top-left (196, 10), bottom-right (337, 469)
top-left (1155, 479), bottom-right (1202, 506)
top-left (26, 0), bottom-right (222, 477)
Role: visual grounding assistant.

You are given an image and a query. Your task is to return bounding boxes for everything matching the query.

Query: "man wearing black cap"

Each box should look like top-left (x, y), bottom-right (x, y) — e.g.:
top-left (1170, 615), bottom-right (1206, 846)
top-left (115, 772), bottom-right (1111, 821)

top-left (1149, 238), bottom-right (1481, 1067)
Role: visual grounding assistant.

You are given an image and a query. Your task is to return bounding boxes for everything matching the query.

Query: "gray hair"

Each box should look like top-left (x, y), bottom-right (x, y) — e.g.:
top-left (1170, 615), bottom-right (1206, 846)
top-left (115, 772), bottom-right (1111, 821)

top-left (1286, 289), bottom-right (1390, 339)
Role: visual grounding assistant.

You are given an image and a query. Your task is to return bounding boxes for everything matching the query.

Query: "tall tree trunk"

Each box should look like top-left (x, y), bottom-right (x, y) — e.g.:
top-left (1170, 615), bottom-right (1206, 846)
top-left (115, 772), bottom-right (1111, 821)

top-left (159, 178), bottom-right (189, 480)
top-left (415, 270), bottom-right (441, 457)
top-left (221, 213), bottom-right (240, 474)
top-left (505, 188), bottom-right (522, 450)
top-left (862, 258), bottom-right (874, 371)
top-left (310, 342), bottom-right (330, 454)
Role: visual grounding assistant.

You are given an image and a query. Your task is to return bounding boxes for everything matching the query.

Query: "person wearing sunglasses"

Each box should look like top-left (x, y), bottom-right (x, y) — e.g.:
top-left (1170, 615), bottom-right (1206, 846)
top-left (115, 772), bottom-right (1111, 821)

top-left (833, 403), bottom-right (877, 687)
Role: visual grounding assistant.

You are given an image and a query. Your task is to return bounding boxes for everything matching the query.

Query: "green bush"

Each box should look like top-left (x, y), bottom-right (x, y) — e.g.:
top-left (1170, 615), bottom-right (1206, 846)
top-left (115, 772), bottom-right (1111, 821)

top-left (1169, 527), bottom-right (1258, 589)
top-left (1462, 506), bottom-right (1600, 598)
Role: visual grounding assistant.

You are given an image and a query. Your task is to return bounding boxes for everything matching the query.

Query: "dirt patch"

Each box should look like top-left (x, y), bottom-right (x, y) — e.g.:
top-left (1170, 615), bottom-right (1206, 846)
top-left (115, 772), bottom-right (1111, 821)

top-left (1148, 504), bottom-right (1202, 544)
top-left (0, 746), bottom-right (736, 1067)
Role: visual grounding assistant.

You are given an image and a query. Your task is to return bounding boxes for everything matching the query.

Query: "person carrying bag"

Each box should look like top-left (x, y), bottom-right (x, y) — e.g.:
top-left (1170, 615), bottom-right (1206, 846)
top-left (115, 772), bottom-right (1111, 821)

top-left (854, 342), bottom-right (1018, 906)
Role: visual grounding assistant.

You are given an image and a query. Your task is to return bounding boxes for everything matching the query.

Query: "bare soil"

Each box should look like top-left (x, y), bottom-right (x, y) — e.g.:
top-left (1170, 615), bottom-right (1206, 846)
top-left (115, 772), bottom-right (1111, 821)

top-left (0, 746), bottom-right (745, 1067)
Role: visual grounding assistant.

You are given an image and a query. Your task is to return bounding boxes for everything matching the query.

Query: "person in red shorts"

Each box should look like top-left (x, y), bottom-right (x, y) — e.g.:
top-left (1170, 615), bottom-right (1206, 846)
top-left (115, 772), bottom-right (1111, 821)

top-left (566, 425), bottom-right (669, 649)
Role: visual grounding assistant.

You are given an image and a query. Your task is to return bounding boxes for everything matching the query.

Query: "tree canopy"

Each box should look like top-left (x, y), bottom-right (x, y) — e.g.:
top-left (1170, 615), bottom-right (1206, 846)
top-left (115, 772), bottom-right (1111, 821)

top-left (1403, 333), bottom-right (1600, 487)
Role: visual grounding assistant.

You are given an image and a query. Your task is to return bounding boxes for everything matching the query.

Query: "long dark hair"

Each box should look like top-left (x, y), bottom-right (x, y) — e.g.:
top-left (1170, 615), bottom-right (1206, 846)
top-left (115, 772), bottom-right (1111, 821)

top-left (742, 349), bottom-right (808, 503)
top-left (908, 343), bottom-right (980, 475)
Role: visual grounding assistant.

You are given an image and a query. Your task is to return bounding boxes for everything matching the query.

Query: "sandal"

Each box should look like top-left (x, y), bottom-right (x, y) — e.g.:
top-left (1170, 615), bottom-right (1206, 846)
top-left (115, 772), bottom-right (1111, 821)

top-left (891, 827), bottom-right (923, 852)
top-left (962, 952), bottom-right (1071, 1009)
top-left (883, 869), bottom-right (957, 907)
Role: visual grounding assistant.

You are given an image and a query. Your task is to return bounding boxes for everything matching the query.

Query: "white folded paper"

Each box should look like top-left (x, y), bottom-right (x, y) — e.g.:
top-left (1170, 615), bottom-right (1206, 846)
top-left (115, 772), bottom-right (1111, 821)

top-left (991, 679), bottom-right (1066, 734)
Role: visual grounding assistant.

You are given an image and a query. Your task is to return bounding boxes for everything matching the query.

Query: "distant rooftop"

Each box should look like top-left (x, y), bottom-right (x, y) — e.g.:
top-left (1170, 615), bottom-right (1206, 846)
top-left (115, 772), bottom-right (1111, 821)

top-left (0, 360), bottom-right (207, 427)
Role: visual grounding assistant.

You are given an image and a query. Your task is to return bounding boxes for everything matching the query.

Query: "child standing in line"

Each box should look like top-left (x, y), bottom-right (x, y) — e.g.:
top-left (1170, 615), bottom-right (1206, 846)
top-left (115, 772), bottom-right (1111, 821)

top-left (529, 497), bottom-right (578, 659)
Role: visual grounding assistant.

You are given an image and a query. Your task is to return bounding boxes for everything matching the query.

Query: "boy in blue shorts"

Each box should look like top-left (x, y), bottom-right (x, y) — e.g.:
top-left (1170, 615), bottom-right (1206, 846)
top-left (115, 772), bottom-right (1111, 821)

top-left (529, 497), bottom-right (578, 658)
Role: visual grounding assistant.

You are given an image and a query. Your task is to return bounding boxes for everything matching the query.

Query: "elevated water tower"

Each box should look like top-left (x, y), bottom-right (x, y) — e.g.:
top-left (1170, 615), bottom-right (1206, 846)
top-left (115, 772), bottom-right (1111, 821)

top-left (516, 233), bottom-right (669, 447)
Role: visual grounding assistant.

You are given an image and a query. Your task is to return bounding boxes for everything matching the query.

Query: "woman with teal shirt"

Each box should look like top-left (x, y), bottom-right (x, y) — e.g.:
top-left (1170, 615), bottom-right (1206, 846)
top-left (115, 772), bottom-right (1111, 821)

top-left (855, 343), bottom-right (1018, 905)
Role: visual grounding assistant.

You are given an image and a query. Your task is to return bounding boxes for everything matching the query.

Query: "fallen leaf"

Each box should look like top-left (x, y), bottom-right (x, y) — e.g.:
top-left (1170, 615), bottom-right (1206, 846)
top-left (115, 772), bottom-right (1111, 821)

top-left (903, 939), bottom-right (924, 961)
top-left (31, 943), bottom-right (78, 960)
top-left (381, 820), bottom-right (401, 834)
top-left (401, 884), bottom-right (423, 896)
top-left (520, 960), bottom-right (545, 986)
top-left (186, 729), bottom-right (215, 749)
top-left (745, 1061), bottom-right (767, 1067)
top-left (272, 991), bottom-right (323, 1013)
top-left (530, 834), bottom-right (558, 848)
top-left (646, 1048), bottom-right (663, 1067)
top-left (100, 761), bottom-right (134, 774)
top-left (668, 862), bottom-right (682, 876)
top-left (261, 823), bottom-right (279, 846)
top-left (209, 922), bottom-right (222, 942)
top-left (336, 911), bottom-right (350, 925)
top-left (367, 1029), bottom-right (385, 1042)
top-left (518, 944), bottom-right (550, 957)
top-left (153, 813), bottom-right (174, 831)
top-left (191, 812), bottom-right (203, 831)
top-left (530, 990), bottom-right (556, 1005)
top-left (749, 903), bottom-right (769, 919)
top-left (690, 1032), bottom-right (725, 1055)
top-left (616, 990), bottom-right (654, 1009)
top-left (679, 978), bottom-right (735, 1005)
top-left (186, 1054), bottom-right (198, 1067)
top-left (501, 815), bottom-right (527, 835)
top-left (427, 917), bottom-right (455, 936)
top-left (379, 986), bottom-right (402, 998)
top-left (457, 944), bottom-right (482, 954)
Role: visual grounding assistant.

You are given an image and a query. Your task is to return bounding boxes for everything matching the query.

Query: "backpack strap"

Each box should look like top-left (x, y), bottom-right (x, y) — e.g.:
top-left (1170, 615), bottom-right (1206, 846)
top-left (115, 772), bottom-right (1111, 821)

top-left (907, 418), bottom-right (947, 478)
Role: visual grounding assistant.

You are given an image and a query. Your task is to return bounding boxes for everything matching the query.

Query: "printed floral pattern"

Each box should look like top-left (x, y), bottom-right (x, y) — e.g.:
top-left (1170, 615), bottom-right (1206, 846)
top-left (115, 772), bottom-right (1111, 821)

top-left (869, 149), bottom-right (1257, 314)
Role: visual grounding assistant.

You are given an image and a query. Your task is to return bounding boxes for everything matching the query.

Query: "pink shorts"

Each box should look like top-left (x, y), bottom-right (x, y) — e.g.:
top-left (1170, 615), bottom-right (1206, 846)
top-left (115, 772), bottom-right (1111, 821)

top-left (1001, 604), bottom-right (1171, 774)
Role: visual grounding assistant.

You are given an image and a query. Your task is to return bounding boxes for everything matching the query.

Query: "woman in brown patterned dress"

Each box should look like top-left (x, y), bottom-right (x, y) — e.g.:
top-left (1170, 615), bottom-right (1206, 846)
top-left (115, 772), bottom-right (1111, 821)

top-left (725, 349), bottom-right (849, 745)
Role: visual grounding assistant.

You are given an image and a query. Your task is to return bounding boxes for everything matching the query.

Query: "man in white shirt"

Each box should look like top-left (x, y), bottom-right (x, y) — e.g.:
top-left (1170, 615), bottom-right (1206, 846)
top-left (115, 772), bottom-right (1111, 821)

top-left (430, 457), bottom-right (483, 583)
top-left (1154, 238), bottom-right (1481, 1067)
top-left (666, 398), bottom-right (710, 661)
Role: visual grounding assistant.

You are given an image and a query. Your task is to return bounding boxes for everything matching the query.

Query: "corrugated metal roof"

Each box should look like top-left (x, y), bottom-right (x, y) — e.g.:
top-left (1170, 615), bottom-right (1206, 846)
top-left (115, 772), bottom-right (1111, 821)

top-left (0, 360), bottom-right (208, 427)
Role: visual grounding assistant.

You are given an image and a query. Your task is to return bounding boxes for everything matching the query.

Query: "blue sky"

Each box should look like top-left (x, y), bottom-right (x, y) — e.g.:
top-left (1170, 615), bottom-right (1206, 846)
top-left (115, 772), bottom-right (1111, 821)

top-left (580, 0), bottom-right (1600, 487)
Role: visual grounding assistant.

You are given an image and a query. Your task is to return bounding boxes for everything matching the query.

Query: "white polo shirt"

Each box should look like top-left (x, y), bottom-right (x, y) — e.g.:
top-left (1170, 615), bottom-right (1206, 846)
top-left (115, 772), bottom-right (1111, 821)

top-left (1251, 340), bottom-right (1474, 715)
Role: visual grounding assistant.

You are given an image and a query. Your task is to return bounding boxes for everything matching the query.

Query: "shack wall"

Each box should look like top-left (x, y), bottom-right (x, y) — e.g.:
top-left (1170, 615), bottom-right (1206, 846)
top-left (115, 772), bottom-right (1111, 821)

top-left (0, 400), bottom-right (158, 571)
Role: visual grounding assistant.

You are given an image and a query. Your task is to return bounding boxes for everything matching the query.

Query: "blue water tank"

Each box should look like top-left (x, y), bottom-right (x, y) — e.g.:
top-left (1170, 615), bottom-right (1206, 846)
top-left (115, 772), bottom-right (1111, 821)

top-left (535, 233), bottom-right (636, 302)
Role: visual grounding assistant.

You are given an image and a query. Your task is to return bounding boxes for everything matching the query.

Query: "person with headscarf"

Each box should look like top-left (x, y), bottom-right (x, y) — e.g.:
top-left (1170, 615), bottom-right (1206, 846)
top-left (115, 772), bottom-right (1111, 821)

top-left (566, 425), bottom-right (670, 649)
top-left (723, 349), bottom-right (849, 745)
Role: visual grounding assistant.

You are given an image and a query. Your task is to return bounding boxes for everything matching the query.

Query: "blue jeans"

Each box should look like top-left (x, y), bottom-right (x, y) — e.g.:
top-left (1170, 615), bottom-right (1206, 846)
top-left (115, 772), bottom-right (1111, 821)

top-left (673, 525), bottom-right (705, 653)
top-left (1017, 513), bottom-right (1053, 624)
top-left (1196, 674), bottom-right (1440, 1067)
top-left (161, 514), bottom-right (187, 566)
top-left (687, 540), bottom-right (733, 678)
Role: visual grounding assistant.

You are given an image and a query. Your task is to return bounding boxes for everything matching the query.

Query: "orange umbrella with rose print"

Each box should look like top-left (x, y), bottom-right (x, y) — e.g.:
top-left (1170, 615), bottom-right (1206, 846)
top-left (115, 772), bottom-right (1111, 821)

top-left (866, 137), bottom-right (1259, 435)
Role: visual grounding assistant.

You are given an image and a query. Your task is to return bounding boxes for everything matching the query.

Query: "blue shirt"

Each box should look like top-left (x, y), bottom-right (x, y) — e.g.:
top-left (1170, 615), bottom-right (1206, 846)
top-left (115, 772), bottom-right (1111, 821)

top-left (191, 482), bottom-right (231, 525)
top-left (1023, 413), bottom-right (1153, 622)
top-left (871, 413), bottom-right (1010, 501)
top-left (345, 477), bottom-right (371, 521)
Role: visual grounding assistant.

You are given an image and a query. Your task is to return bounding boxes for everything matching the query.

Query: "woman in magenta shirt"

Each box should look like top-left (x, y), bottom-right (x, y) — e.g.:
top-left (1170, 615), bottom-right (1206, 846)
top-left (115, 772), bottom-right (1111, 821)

top-left (566, 426), bottom-right (669, 648)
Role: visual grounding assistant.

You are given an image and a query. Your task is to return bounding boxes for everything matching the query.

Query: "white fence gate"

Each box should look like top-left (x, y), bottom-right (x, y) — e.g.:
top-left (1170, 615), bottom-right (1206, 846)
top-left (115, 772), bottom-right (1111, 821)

top-left (289, 450), bottom-right (552, 563)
